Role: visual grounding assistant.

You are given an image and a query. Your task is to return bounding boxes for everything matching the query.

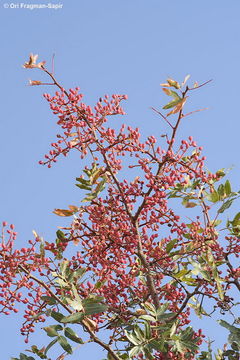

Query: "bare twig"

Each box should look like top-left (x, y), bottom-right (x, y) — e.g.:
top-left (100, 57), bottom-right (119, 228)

top-left (181, 107), bottom-right (208, 118)
top-left (151, 106), bottom-right (174, 129)
top-left (188, 79), bottom-right (213, 91)
top-left (52, 53), bottom-right (55, 75)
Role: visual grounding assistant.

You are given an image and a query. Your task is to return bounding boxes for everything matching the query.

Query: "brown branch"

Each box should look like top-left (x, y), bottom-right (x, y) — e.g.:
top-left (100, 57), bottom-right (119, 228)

top-left (41, 66), bottom-right (133, 222)
top-left (18, 264), bottom-right (71, 313)
top-left (135, 223), bottom-right (160, 309)
top-left (41, 66), bottom-right (69, 97)
top-left (167, 88), bottom-right (188, 153)
top-left (166, 285), bottom-right (201, 323)
top-left (133, 90), bottom-right (188, 223)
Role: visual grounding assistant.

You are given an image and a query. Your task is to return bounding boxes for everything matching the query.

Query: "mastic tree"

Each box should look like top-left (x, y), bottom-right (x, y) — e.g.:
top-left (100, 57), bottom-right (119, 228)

top-left (1, 54), bottom-right (240, 360)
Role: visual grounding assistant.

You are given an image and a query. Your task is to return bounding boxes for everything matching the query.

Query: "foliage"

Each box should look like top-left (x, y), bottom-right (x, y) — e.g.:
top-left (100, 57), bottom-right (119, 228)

top-left (1, 54), bottom-right (240, 359)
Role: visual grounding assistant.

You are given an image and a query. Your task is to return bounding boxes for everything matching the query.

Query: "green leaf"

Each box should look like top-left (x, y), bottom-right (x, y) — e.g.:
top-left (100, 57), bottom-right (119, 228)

top-left (167, 78), bottom-right (181, 89)
top-left (82, 192), bottom-right (98, 202)
top-left (215, 169), bottom-right (226, 178)
top-left (82, 298), bottom-right (107, 315)
top-left (66, 294), bottom-right (82, 313)
top-left (95, 280), bottom-right (106, 289)
top-left (44, 338), bottom-right (58, 355)
top-left (61, 312), bottom-right (84, 323)
top-left (143, 346), bottom-right (155, 360)
top-left (57, 336), bottom-right (73, 354)
top-left (216, 280), bottom-right (224, 300)
top-left (75, 177), bottom-right (92, 190)
top-left (169, 90), bottom-right (181, 99)
top-left (217, 184), bottom-right (225, 198)
top-left (156, 303), bottom-right (169, 316)
top-left (231, 341), bottom-right (240, 351)
top-left (90, 167), bottom-right (103, 184)
top-left (66, 299), bottom-right (83, 311)
top-left (218, 198), bottom-right (234, 214)
top-left (170, 321), bottom-right (178, 337)
top-left (51, 311), bottom-right (65, 322)
top-left (197, 350), bottom-right (213, 360)
top-left (125, 331), bottom-right (141, 345)
top-left (163, 88), bottom-right (181, 99)
top-left (56, 278), bottom-right (69, 288)
top-left (210, 219), bottom-right (222, 227)
top-left (157, 312), bottom-right (175, 321)
top-left (64, 327), bottom-right (84, 344)
top-left (19, 355), bottom-right (35, 360)
top-left (43, 325), bottom-right (63, 337)
top-left (143, 302), bottom-right (156, 315)
top-left (71, 284), bottom-right (83, 309)
top-left (232, 212), bottom-right (240, 226)
top-left (149, 339), bottom-right (166, 352)
top-left (20, 354), bottom-right (28, 360)
top-left (73, 267), bottom-right (86, 279)
top-left (188, 302), bottom-right (210, 319)
top-left (60, 259), bottom-right (69, 274)
top-left (225, 180), bottom-right (232, 195)
top-left (166, 239), bottom-right (177, 253)
top-left (41, 296), bottom-right (57, 305)
top-left (107, 353), bottom-right (128, 360)
top-left (218, 320), bottom-right (240, 335)
top-left (76, 177), bottom-right (91, 185)
top-left (163, 97), bottom-right (182, 110)
top-left (56, 230), bottom-right (66, 241)
top-left (189, 259), bottom-right (211, 281)
top-left (173, 326), bottom-right (199, 354)
top-left (133, 325), bottom-right (145, 342)
top-left (183, 233), bottom-right (191, 239)
top-left (95, 178), bottom-right (106, 194)
top-left (39, 238), bottom-right (45, 259)
top-left (139, 315), bottom-right (156, 322)
top-left (76, 183), bottom-right (92, 190)
top-left (174, 268), bottom-right (189, 279)
top-left (207, 190), bottom-right (219, 203)
top-left (129, 345), bottom-right (142, 358)
top-left (144, 321), bottom-right (151, 339)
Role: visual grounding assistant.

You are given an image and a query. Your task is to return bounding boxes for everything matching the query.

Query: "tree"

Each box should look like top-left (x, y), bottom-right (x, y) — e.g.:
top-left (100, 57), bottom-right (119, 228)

top-left (1, 54), bottom-right (240, 360)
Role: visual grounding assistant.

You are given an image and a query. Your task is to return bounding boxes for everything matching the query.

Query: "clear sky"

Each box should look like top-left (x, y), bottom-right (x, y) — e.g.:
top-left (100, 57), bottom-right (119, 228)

top-left (1, 0), bottom-right (240, 359)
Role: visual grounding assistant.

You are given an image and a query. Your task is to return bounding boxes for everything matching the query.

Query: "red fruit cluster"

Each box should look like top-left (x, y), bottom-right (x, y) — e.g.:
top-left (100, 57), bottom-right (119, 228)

top-left (0, 222), bottom-right (51, 341)
top-left (2, 58), bottom-right (240, 359)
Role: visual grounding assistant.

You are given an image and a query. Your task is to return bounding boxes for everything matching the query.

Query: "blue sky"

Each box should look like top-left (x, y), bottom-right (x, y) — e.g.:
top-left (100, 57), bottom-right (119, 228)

top-left (1, 0), bottom-right (240, 358)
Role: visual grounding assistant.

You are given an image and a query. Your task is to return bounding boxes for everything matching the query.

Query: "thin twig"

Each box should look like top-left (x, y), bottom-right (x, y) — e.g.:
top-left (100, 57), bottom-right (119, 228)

top-left (167, 87), bottom-right (189, 153)
top-left (188, 79), bottom-right (213, 91)
top-left (151, 106), bottom-right (174, 129)
top-left (181, 107), bottom-right (208, 118)
top-left (52, 53), bottom-right (55, 75)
